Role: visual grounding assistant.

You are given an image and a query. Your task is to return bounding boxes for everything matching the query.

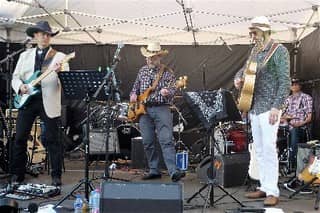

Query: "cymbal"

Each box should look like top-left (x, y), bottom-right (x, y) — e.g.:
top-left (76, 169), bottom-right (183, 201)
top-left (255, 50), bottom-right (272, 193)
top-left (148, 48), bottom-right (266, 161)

top-left (174, 95), bottom-right (183, 99)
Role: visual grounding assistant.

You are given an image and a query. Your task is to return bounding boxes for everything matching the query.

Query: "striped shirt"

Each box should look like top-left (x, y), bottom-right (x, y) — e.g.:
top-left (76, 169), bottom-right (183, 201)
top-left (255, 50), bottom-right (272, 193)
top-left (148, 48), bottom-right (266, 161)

top-left (130, 65), bottom-right (177, 105)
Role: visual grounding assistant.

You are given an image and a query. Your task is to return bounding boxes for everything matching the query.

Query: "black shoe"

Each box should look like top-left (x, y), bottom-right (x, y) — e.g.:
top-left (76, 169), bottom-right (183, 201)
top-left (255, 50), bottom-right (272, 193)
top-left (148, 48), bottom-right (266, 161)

top-left (284, 179), bottom-right (313, 194)
top-left (142, 173), bottom-right (162, 180)
top-left (10, 174), bottom-right (24, 184)
top-left (171, 171), bottom-right (186, 182)
top-left (51, 176), bottom-right (62, 186)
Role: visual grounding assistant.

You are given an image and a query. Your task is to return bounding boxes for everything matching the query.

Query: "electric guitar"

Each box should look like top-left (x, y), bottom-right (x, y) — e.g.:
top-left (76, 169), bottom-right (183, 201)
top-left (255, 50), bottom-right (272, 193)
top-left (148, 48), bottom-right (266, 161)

top-left (298, 155), bottom-right (320, 184)
top-left (127, 74), bottom-right (187, 122)
top-left (14, 52), bottom-right (75, 109)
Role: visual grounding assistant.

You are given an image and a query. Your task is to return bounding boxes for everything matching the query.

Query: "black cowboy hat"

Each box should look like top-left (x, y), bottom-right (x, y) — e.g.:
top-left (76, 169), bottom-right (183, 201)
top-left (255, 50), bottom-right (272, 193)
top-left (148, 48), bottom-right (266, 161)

top-left (26, 21), bottom-right (59, 38)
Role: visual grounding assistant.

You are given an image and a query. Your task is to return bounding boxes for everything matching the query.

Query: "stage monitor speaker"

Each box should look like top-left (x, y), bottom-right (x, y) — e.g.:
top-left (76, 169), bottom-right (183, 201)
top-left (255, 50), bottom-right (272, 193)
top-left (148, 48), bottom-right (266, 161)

top-left (196, 152), bottom-right (249, 188)
top-left (100, 182), bottom-right (183, 213)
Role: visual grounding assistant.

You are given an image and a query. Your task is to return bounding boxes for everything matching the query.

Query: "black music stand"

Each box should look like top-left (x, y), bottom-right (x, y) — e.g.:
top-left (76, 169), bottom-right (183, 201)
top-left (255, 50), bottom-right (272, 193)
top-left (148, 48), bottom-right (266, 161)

top-left (53, 70), bottom-right (108, 208)
top-left (184, 89), bottom-right (245, 210)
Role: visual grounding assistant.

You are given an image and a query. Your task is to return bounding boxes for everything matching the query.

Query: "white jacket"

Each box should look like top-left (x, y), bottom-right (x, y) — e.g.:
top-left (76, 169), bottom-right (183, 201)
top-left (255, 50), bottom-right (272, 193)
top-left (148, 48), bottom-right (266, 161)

top-left (11, 47), bottom-right (70, 118)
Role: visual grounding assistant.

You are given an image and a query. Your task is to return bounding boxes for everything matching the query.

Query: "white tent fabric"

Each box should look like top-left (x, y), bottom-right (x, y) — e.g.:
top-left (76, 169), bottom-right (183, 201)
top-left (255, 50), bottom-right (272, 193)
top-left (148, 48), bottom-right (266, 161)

top-left (0, 0), bottom-right (320, 45)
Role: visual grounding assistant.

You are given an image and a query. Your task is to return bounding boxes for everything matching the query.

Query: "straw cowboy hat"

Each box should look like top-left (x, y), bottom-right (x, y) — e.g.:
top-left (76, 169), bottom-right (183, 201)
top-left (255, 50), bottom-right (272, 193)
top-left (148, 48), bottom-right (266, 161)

top-left (26, 21), bottom-right (59, 38)
top-left (140, 42), bottom-right (169, 57)
top-left (249, 16), bottom-right (271, 32)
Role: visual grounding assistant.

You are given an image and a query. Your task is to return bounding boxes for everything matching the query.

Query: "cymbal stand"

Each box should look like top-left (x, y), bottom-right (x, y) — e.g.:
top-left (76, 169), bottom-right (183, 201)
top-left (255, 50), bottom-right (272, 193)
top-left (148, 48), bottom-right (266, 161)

top-left (171, 105), bottom-right (188, 151)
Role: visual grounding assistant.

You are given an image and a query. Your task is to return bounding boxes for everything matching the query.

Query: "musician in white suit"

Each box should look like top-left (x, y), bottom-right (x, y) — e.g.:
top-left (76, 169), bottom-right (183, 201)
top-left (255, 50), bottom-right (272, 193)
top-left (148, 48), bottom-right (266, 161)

top-left (11, 21), bottom-right (69, 186)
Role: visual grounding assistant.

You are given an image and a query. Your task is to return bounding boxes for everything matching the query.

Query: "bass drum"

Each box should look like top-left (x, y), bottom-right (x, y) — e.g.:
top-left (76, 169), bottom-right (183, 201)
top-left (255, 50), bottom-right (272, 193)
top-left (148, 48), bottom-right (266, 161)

top-left (117, 124), bottom-right (141, 159)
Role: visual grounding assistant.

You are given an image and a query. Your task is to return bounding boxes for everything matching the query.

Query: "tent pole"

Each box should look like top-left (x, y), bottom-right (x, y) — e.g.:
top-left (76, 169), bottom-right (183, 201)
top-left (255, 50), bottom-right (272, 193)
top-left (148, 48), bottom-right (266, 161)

top-left (64, 0), bottom-right (69, 28)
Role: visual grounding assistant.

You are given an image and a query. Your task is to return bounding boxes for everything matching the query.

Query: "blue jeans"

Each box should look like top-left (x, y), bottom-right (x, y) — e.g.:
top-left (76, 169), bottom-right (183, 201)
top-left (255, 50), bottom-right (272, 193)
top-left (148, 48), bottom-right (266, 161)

top-left (139, 105), bottom-right (178, 176)
top-left (289, 127), bottom-right (305, 166)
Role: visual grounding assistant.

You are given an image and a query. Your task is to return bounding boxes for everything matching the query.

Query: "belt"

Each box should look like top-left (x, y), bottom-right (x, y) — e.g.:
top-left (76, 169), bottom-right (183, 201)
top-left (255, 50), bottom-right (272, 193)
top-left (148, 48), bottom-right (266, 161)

top-left (145, 102), bottom-right (169, 107)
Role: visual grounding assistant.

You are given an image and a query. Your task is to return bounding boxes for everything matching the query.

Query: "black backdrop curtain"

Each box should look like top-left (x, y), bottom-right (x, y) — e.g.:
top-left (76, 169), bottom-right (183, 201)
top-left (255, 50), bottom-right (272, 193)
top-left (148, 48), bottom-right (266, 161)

top-left (2, 34), bottom-right (320, 138)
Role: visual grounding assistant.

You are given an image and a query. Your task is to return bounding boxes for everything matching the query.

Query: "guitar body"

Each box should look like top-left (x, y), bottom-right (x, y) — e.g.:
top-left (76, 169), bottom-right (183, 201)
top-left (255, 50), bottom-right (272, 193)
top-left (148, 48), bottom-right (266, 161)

top-left (128, 88), bottom-right (152, 122)
top-left (238, 62), bottom-right (257, 112)
top-left (298, 156), bottom-right (320, 184)
top-left (14, 70), bottom-right (41, 109)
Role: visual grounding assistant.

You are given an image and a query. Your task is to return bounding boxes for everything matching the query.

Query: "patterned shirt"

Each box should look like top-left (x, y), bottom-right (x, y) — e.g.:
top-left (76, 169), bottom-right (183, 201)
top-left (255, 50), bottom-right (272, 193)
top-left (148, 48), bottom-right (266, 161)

top-left (235, 40), bottom-right (291, 114)
top-left (130, 65), bottom-right (177, 104)
top-left (283, 92), bottom-right (313, 126)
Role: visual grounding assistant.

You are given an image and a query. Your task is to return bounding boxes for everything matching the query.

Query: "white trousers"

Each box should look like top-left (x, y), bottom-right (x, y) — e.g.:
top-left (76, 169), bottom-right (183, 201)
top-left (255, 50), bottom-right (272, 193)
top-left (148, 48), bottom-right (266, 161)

top-left (250, 110), bottom-right (280, 197)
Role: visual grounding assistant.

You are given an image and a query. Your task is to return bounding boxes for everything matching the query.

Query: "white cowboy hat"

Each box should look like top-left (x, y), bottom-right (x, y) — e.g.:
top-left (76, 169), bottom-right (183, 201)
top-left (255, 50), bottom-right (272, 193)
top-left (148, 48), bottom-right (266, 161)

top-left (140, 42), bottom-right (169, 57)
top-left (249, 16), bottom-right (271, 32)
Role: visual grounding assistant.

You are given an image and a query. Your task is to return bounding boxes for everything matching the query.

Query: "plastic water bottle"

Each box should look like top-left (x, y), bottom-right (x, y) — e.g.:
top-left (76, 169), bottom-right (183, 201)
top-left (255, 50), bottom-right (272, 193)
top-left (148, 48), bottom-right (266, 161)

top-left (91, 188), bottom-right (101, 213)
top-left (74, 194), bottom-right (83, 213)
top-left (89, 189), bottom-right (95, 211)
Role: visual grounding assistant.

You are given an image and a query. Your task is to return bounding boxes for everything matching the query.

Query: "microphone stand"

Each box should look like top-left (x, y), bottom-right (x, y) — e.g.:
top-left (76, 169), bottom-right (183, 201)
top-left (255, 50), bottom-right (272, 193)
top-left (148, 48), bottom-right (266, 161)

top-left (0, 42), bottom-right (29, 174)
top-left (93, 45), bottom-right (128, 182)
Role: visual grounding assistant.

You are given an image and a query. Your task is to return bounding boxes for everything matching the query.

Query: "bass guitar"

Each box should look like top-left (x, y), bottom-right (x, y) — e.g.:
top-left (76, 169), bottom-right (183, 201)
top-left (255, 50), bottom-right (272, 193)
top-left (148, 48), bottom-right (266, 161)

top-left (128, 73), bottom-right (187, 122)
top-left (14, 52), bottom-right (75, 109)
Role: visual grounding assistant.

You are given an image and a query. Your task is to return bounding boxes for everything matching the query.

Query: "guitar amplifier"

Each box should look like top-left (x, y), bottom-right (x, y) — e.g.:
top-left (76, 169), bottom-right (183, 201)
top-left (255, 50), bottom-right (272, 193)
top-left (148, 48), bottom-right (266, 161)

top-left (196, 152), bottom-right (249, 187)
top-left (89, 128), bottom-right (120, 155)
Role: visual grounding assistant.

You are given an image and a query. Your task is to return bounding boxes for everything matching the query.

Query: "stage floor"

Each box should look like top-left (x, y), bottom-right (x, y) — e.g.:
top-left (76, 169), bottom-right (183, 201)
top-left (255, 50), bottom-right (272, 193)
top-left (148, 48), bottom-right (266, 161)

top-left (0, 156), bottom-right (318, 213)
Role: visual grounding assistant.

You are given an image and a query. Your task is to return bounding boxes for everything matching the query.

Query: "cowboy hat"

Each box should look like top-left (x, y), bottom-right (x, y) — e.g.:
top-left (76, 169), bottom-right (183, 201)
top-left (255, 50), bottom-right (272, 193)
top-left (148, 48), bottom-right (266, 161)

top-left (26, 21), bottom-right (59, 38)
top-left (249, 16), bottom-right (271, 32)
top-left (140, 42), bottom-right (168, 57)
top-left (291, 78), bottom-right (301, 84)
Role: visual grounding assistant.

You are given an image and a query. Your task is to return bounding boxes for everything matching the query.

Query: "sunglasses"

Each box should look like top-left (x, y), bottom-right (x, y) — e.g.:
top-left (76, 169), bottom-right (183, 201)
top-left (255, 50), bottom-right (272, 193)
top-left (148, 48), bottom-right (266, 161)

top-left (249, 31), bottom-right (257, 36)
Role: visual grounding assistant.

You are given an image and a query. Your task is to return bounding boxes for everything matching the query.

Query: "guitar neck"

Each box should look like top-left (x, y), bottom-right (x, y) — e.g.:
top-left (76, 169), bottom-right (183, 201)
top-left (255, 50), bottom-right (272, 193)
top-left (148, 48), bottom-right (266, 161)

top-left (31, 68), bottom-right (55, 87)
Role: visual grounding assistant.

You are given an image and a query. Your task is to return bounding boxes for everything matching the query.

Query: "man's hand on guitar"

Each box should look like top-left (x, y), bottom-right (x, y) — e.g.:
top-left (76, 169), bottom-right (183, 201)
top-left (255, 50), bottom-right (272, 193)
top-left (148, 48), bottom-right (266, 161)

top-left (130, 94), bottom-right (137, 102)
top-left (19, 84), bottom-right (29, 95)
top-left (234, 78), bottom-right (243, 89)
top-left (269, 108), bottom-right (280, 125)
top-left (53, 62), bottom-right (63, 72)
top-left (160, 88), bottom-right (170, 97)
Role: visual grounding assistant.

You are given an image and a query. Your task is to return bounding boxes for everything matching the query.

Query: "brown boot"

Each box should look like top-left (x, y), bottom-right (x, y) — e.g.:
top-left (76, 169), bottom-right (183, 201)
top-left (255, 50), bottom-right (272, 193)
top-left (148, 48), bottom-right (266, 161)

top-left (245, 190), bottom-right (266, 199)
top-left (264, 195), bottom-right (279, 206)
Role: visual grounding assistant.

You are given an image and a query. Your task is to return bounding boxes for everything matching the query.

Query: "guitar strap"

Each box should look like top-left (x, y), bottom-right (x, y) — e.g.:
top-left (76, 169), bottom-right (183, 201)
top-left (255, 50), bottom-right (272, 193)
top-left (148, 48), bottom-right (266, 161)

top-left (41, 48), bottom-right (57, 73)
top-left (262, 42), bottom-right (280, 67)
top-left (150, 64), bottom-right (166, 91)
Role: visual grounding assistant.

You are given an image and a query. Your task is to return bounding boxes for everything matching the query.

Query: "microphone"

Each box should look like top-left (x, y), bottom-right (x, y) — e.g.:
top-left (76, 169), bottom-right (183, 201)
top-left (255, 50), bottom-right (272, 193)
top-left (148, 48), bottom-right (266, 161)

top-left (219, 36), bottom-right (232, 52)
top-left (27, 203), bottom-right (38, 213)
top-left (112, 43), bottom-right (124, 64)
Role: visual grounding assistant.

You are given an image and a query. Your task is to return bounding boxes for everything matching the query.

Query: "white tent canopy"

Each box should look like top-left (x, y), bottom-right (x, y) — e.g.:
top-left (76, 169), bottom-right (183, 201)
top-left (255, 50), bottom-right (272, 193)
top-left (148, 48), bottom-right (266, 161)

top-left (0, 0), bottom-right (320, 45)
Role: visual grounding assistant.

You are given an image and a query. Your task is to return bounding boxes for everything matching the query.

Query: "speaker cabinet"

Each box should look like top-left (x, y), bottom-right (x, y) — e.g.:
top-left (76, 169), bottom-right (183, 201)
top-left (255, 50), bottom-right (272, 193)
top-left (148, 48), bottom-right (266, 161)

top-left (100, 182), bottom-right (183, 213)
top-left (131, 137), bottom-right (166, 170)
top-left (196, 152), bottom-right (249, 188)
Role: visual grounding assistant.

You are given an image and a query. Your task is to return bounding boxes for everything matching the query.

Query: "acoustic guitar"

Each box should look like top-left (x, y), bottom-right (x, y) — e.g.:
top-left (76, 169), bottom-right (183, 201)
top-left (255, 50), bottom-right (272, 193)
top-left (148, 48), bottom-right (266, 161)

top-left (237, 62), bottom-right (257, 112)
top-left (14, 52), bottom-right (75, 109)
top-left (127, 74), bottom-right (187, 122)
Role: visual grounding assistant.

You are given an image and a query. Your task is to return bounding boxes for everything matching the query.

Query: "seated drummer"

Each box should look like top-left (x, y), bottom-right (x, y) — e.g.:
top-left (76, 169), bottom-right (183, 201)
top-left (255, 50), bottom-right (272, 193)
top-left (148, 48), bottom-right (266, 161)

top-left (281, 78), bottom-right (313, 169)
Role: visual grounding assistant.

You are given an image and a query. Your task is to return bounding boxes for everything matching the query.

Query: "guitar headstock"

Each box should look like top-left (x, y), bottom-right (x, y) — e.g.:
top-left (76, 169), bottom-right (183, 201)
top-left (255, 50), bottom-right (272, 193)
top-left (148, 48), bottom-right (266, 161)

top-left (63, 52), bottom-right (76, 63)
top-left (60, 52), bottom-right (75, 71)
top-left (176, 76), bottom-right (188, 89)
